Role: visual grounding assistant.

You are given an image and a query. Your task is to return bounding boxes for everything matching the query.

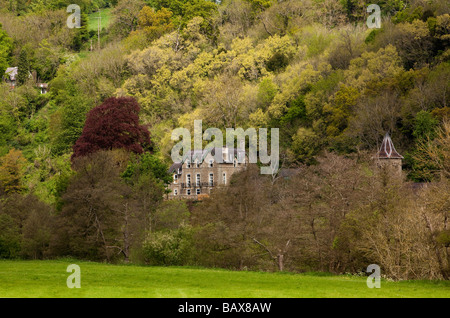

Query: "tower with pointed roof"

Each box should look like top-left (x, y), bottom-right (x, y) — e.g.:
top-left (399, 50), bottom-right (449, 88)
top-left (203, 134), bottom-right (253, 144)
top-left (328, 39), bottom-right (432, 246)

top-left (373, 133), bottom-right (404, 176)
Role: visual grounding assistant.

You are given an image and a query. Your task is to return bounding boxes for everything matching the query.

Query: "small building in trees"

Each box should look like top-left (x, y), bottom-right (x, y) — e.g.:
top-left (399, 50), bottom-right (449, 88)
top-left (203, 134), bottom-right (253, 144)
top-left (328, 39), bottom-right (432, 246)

top-left (3, 67), bottom-right (42, 90)
top-left (3, 67), bottom-right (18, 88)
top-left (373, 133), bottom-right (404, 176)
top-left (167, 147), bottom-right (247, 200)
top-left (37, 82), bottom-right (49, 94)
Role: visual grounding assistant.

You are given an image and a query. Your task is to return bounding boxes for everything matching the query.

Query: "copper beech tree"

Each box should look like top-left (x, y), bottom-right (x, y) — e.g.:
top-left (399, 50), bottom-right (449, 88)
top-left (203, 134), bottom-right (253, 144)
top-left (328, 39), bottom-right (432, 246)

top-left (72, 97), bottom-right (151, 160)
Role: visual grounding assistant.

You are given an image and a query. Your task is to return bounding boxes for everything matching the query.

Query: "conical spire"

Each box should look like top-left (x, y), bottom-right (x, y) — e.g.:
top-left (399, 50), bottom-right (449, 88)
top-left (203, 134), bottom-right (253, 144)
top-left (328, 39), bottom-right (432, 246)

top-left (376, 133), bottom-right (403, 159)
top-left (375, 133), bottom-right (404, 159)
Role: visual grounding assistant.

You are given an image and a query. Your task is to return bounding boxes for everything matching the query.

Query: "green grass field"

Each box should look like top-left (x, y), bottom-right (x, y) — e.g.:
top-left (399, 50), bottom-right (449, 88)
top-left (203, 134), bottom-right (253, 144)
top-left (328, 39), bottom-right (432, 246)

top-left (88, 8), bottom-right (111, 32)
top-left (0, 260), bottom-right (448, 298)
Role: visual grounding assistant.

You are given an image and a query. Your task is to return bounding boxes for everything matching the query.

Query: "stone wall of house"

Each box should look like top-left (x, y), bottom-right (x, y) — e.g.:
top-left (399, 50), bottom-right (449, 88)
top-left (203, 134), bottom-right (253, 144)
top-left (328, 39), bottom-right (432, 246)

top-left (376, 158), bottom-right (403, 177)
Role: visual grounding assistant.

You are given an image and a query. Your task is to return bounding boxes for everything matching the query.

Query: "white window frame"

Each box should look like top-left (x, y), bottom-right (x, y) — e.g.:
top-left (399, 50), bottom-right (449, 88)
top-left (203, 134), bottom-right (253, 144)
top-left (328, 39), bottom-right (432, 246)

top-left (174, 189), bottom-right (178, 196)
top-left (209, 159), bottom-right (213, 167)
top-left (209, 173), bottom-right (214, 186)
top-left (186, 174), bottom-right (191, 186)
top-left (196, 173), bottom-right (201, 186)
top-left (187, 189), bottom-right (191, 195)
top-left (196, 188), bottom-right (201, 195)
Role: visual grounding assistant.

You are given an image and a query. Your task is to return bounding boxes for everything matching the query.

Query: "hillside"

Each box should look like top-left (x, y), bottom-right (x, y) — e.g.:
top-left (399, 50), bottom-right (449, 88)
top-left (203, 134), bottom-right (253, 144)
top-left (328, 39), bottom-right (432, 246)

top-left (0, 0), bottom-right (449, 281)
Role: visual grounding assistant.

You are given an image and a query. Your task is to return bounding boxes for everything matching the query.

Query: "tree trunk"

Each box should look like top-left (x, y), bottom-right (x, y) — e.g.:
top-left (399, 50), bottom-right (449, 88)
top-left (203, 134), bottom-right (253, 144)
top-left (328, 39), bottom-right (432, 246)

top-left (277, 254), bottom-right (284, 272)
top-left (123, 203), bottom-right (130, 263)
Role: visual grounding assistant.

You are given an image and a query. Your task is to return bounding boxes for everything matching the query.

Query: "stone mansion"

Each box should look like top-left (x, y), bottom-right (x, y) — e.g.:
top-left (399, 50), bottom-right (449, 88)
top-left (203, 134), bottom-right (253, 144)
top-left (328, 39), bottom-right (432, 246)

top-left (167, 147), bottom-right (247, 200)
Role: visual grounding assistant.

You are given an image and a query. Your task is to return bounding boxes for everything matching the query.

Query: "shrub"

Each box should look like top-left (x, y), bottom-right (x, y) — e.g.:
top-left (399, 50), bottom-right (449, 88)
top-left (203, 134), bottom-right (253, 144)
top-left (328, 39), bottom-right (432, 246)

top-left (142, 226), bottom-right (192, 266)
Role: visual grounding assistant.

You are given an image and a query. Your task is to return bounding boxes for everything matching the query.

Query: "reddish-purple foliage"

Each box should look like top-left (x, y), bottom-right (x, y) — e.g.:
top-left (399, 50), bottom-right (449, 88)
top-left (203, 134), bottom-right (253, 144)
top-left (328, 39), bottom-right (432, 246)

top-left (72, 97), bottom-right (151, 159)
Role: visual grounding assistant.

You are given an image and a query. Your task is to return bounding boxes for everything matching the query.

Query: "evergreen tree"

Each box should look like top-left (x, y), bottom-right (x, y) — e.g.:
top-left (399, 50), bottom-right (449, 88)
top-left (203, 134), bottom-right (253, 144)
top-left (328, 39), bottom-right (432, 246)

top-left (0, 23), bottom-right (13, 76)
top-left (17, 48), bottom-right (29, 85)
top-left (71, 13), bottom-right (90, 51)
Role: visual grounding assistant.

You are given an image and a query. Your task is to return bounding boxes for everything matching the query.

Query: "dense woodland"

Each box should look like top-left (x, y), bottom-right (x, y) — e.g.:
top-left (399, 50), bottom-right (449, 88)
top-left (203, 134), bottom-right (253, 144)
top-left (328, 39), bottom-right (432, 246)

top-left (0, 0), bottom-right (449, 280)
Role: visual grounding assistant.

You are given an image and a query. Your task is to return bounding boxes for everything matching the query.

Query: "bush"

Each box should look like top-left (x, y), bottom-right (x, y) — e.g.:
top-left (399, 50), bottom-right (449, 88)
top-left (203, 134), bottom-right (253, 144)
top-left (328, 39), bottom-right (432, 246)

top-left (142, 226), bottom-right (193, 266)
top-left (0, 213), bottom-right (21, 259)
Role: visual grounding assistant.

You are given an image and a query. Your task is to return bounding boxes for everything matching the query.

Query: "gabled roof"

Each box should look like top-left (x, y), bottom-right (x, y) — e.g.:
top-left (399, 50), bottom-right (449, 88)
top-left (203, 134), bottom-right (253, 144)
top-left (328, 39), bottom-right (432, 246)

top-left (169, 163), bottom-right (182, 173)
top-left (184, 147), bottom-right (245, 163)
top-left (375, 133), bottom-right (404, 159)
top-left (168, 147), bottom-right (246, 173)
top-left (5, 67), bottom-right (18, 81)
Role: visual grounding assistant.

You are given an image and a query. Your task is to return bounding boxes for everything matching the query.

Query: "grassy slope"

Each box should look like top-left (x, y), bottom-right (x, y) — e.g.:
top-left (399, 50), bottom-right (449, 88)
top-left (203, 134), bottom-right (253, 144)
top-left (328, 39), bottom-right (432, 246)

top-left (0, 260), bottom-right (449, 298)
top-left (88, 8), bottom-right (111, 32)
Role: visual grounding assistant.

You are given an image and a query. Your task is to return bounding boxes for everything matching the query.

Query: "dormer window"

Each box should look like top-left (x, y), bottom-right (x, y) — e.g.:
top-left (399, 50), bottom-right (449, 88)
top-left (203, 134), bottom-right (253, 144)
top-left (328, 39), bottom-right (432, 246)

top-left (209, 160), bottom-right (213, 167)
top-left (186, 160), bottom-right (191, 168)
top-left (173, 174), bottom-right (178, 183)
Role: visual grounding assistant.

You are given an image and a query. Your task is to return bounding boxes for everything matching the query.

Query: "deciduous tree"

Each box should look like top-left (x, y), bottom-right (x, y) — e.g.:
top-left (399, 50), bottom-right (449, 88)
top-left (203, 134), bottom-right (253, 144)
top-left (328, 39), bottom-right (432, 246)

top-left (72, 97), bottom-right (151, 159)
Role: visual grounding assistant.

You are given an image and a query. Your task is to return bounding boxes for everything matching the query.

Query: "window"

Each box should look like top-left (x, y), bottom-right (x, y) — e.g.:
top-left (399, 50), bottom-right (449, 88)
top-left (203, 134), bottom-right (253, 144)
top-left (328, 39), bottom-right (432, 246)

top-left (186, 174), bottom-right (191, 186)
top-left (186, 160), bottom-right (190, 168)
top-left (196, 188), bottom-right (201, 195)
top-left (209, 173), bottom-right (214, 186)
top-left (196, 173), bottom-right (201, 186)
top-left (173, 174), bottom-right (178, 183)
top-left (196, 161), bottom-right (200, 168)
top-left (187, 189), bottom-right (191, 195)
top-left (223, 172), bottom-right (226, 184)
top-left (209, 160), bottom-right (213, 167)
top-left (174, 189), bottom-right (178, 196)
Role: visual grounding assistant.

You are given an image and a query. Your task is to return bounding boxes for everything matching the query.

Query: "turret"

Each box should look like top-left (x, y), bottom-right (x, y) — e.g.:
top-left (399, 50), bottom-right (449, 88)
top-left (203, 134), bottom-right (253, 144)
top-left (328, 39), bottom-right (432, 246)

top-left (373, 133), bottom-right (404, 176)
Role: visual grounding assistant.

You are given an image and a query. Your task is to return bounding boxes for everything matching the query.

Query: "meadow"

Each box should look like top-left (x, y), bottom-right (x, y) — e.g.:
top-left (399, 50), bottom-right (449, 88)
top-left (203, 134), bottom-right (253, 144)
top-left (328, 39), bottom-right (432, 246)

top-left (88, 8), bottom-right (111, 31)
top-left (0, 260), bottom-right (448, 298)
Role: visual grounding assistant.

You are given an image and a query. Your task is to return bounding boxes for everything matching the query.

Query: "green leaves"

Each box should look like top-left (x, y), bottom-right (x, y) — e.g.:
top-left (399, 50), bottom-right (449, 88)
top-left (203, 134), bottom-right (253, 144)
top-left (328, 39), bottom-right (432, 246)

top-left (413, 111), bottom-right (439, 141)
top-left (0, 24), bottom-right (13, 77)
top-left (122, 152), bottom-right (172, 185)
top-left (147, 0), bottom-right (218, 35)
